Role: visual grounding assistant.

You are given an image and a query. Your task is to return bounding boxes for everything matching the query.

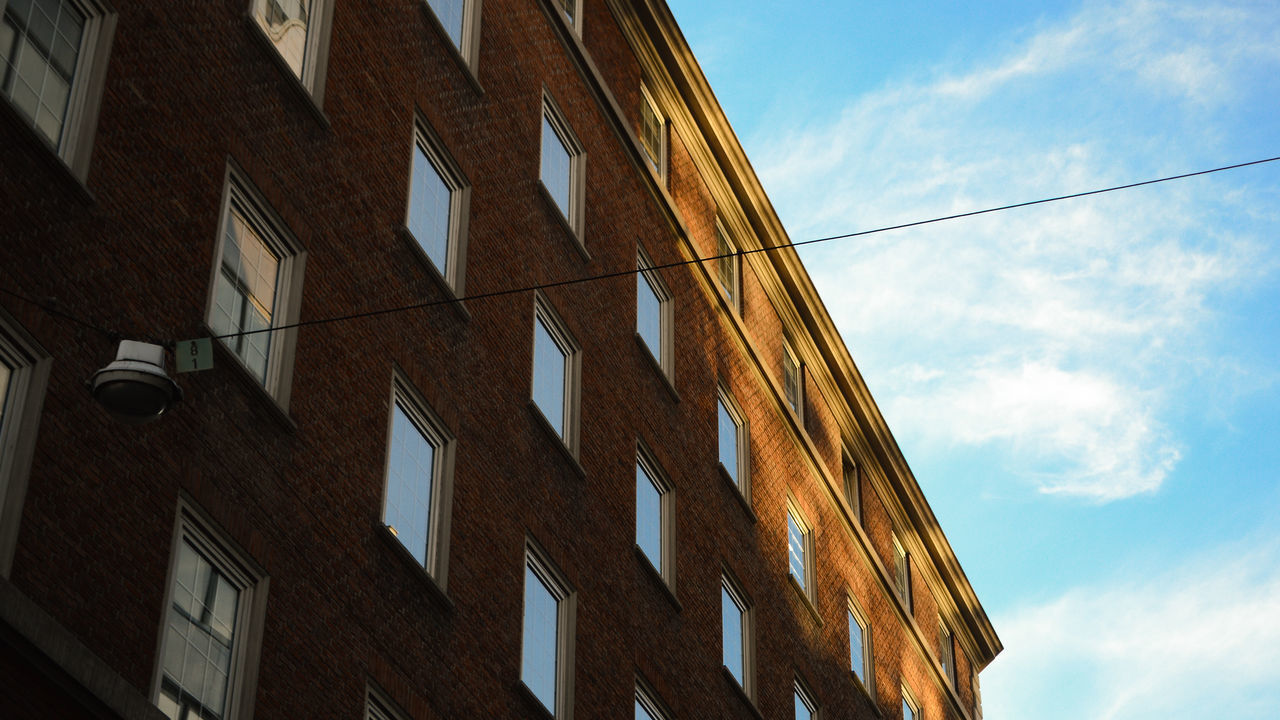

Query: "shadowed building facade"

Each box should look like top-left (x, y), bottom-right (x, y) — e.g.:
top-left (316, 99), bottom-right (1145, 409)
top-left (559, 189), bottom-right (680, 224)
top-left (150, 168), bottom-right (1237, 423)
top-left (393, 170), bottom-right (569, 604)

top-left (0, 0), bottom-right (1000, 718)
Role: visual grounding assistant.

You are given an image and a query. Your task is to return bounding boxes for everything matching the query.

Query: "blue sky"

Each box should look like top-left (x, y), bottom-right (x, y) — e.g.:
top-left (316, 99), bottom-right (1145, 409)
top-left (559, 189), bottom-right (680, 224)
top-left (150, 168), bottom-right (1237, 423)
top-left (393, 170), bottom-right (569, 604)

top-left (666, 1), bottom-right (1280, 717)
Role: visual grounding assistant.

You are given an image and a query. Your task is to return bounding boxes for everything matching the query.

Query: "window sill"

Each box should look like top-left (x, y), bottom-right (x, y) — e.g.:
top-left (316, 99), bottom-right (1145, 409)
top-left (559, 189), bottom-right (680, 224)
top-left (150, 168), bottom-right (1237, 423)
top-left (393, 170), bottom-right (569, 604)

top-left (0, 99), bottom-right (95, 205)
top-left (720, 666), bottom-right (763, 720)
top-left (243, 17), bottom-right (331, 131)
top-left (527, 401), bottom-right (586, 480)
top-left (536, 183), bottom-right (589, 263)
top-left (716, 463), bottom-right (756, 523)
top-left (515, 681), bottom-right (556, 720)
top-left (394, 225), bottom-right (471, 323)
top-left (635, 334), bottom-right (679, 403)
top-left (634, 545), bottom-right (680, 612)
top-left (374, 523), bottom-right (454, 613)
top-left (788, 574), bottom-right (823, 627)
top-left (416, 2), bottom-right (484, 96)
top-left (204, 327), bottom-right (297, 433)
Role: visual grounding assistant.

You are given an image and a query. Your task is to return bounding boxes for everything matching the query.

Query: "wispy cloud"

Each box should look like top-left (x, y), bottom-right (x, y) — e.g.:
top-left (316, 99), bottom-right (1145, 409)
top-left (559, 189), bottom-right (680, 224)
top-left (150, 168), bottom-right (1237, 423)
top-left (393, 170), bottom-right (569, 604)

top-left (983, 539), bottom-right (1280, 719)
top-left (750, 0), bottom-right (1280, 501)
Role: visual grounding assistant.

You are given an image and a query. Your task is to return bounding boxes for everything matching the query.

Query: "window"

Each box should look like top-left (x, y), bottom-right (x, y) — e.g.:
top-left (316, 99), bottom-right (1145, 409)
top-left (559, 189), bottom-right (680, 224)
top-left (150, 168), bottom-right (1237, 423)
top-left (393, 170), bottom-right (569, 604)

top-left (206, 166), bottom-right (306, 408)
top-left (249, 0), bottom-right (334, 103)
top-left (366, 686), bottom-right (409, 720)
top-left (783, 341), bottom-right (803, 420)
top-left (522, 543), bottom-right (575, 718)
top-left (635, 448), bottom-right (673, 586)
top-left (423, 0), bottom-right (480, 64)
top-left (634, 680), bottom-right (671, 720)
top-left (636, 247), bottom-right (672, 377)
top-left (0, 312), bottom-right (50, 577)
top-left (406, 118), bottom-right (470, 292)
top-left (786, 499), bottom-right (813, 598)
top-left (842, 453), bottom-right (861, 523)
top-left (902, 684), bottom-right (921, 720)
top-left (794, 678), bottom-right (818, 720)
top-left (848, 597), bottom-right (874, 693)
top-left (539, 95), bottom-right (585, 237)
top-left (552, 0), bottom-right (581, 32)
top-left (154, 505), bottom-right (266, 720)
top-left (721, 574), bottom-right (752, 697)
top-left (714, 222), bottom-right (739, 310)
top-left (716, 386), bottom-right (748, 497)
top-left (892, 533), bottom-right (911, 610)
top-left (531, 294), bottom-right (581, 455)
top-left (939, 619), bottom-right (955, 686)
top-left (382, 375), bottom-right (456, 585)
top-left (0, 0), bottom-right (115, 178)
top-left (639, 84), bottom-right (665, 180)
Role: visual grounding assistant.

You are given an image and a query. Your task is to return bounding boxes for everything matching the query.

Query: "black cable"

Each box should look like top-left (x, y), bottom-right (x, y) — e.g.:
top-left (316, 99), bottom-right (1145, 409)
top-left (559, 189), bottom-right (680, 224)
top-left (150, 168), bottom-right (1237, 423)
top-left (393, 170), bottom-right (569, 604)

top-left (0, 286), bottom-right (123, 341)
top-left (210, 154), bottom-right (1280, 342)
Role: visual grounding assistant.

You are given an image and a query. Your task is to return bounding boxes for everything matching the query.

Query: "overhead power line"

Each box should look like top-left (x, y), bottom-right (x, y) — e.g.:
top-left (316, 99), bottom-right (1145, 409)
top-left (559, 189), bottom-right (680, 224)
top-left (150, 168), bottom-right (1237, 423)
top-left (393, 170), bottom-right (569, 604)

top-left (4, 155), bottom-right (1278, 344)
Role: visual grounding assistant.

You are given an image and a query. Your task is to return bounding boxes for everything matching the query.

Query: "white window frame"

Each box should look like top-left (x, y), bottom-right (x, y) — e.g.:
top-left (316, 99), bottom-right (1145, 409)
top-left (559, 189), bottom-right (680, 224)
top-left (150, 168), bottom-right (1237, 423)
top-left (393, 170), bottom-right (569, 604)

top-left (939, 618), bottom-right (956, 686)
top-left (366, 684), bottom-right (410, 720)
top-left (248, 0), bottom-right (335, 107)
top-left (539, 93), bottom-right (586, 240)
top-left (783, 340), bottom-right (803, 422)
top-left (902, 683), bottom-right (922, 720)
top-left (634, 678), bottom-right (672, 720)
top-left (714, 220), bottom-right (740, 311)
top-left (847, 595), bottom-right (874, 696)
top-left (381, 372), bottom-right (457, 588)
top-left (892, 533), bottom-right (912, 611)
top-left (721, 572), bottom-right (755, 700)
top-left (842, 451), bottom-right (861, 525)
top-left (0, 309), bottom-right (51, 577)
top-left (421, 0), bottom-right (482, 68)
top-left (794, 676), bottom-right (819, 720)
top-left (786, 496), bottom-right (814, 601)
top-left (0, 0), bottom-right (116, 180)
top-left (636, 245), bottom-right (673, 378)
top-left (716, 384), bottom-right (750, 501)
top-left (151, 500), bottom-right (268, 720)
top-left (972, 664), bottom-right (983, 720)
top-left (635, 444), bottom-right (674, 590)
top-left (405, 115), bottom-right (471, 294)
top-left (205, 164), bottom-right (307, 410)
top-left (638, 83), bottom-right (666, 181)
top-left (521, 540), bottom-right (577, 720)
top-left (530, 293), bottom-right (581, 457)
top-left (551, 0), bottom-right (582, 33)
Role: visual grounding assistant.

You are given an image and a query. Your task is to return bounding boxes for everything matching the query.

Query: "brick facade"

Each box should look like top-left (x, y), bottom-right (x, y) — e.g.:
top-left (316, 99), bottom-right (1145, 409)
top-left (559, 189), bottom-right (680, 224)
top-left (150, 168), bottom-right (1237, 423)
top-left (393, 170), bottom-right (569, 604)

top-left (0, 1), bottom-right (998, 718)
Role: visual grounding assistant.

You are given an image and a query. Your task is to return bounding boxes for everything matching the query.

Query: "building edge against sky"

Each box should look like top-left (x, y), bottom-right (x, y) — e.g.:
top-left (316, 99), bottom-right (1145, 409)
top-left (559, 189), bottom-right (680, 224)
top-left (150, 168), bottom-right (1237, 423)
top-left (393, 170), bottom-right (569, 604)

top-left (0, 0), bottom-right (1000, 718)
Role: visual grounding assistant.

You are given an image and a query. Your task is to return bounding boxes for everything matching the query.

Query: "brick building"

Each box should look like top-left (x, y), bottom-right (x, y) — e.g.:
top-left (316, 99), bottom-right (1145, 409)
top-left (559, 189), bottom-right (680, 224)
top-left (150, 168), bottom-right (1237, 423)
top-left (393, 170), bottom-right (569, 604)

top-left (0, 0), bottom-right (1000, 718)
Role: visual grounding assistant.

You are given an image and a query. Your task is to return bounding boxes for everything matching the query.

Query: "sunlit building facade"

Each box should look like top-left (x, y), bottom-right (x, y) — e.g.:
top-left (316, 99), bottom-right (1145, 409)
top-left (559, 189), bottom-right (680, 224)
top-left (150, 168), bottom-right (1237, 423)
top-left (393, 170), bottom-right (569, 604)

top-left (0, 0), bottom-right (1000, 718)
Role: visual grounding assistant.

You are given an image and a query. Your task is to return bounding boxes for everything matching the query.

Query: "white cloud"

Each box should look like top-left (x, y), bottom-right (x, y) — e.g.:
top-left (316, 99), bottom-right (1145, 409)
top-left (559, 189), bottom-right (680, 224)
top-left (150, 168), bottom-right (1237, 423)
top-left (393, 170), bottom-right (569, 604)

top-left (984, 541), bottom-right (1280, 719)
top-left (747, 0), bottom-right (1280, 501)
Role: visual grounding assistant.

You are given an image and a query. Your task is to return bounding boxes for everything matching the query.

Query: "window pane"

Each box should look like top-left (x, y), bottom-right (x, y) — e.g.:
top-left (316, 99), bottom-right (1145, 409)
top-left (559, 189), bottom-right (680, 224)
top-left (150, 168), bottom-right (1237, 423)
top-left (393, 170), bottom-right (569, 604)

top-left (788, 511), bottom-right (806, 591)
top-left (160, 540), bottom-right (239, 720)
top-left (849, 611), bottom-right (865, 682)
top-left (903, 699), bottom-right (916, 720)
top-left (540, 115), bottom-right (572, 218)
top-left (522, 563), bottom-right (559, 712)
top-left (721, 585), bottom-right (744, 684)
top-left (0, 360), bottom-right (11, 431)
top-left (384, 402), bottom-right (436, 566)
top-left (795, 690), bottom-right (814, 720)
top-left (640, 97), bottom-right (661, 171)
top-left (212, 211), bottom-right (279, 384)
top-left (532, 316), bottom-right (567, 437)
top-left (1, 0), bottom-right (83, 148)
top-left (716, 229), bottom-right (735, 300)
top-left (784, 349), bottom-right (800, 413)
top-left (637, 271), bottom-right (661, 359)
top-left (635, 462), bottom-right (661, 570)
top-left (636, 699), bottom-right (654, 720)
top-left (253, 0), bottom-right (311, 79)
top-left (717, 398), bottom-right (738, 484)
top-left (408, 141), bottom-right (452, 274)
top-left (425, 0), bottom-right (464, 48)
